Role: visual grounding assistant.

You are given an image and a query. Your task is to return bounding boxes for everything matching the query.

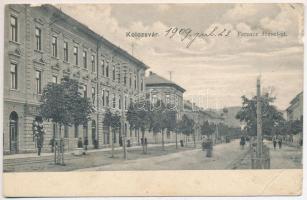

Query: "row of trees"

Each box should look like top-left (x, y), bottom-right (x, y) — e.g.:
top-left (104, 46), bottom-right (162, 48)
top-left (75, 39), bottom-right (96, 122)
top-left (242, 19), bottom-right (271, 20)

top-left (39, 77), bottom-right (242, 162)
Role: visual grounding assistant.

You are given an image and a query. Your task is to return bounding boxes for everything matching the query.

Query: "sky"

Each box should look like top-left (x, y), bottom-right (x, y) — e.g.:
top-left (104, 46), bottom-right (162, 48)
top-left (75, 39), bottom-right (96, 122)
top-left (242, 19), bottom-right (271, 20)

top-left (55, 3), bottom-right (304, 110)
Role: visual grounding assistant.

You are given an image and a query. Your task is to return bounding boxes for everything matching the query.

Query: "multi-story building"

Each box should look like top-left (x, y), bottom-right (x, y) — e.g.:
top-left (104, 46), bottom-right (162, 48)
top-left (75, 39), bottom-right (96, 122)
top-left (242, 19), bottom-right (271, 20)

top-left (4, 4), bottom-right (148, 154)
top-left (183, 100), bottom-right (224, 140)
top-left (145, 71), bottom-right (185, 119)
top-left (144, 71), bottom-right (185, 143)
top-left (286, 91), bottom-right (303, 144)
top-left (286, 92), bottom-right (303, 121)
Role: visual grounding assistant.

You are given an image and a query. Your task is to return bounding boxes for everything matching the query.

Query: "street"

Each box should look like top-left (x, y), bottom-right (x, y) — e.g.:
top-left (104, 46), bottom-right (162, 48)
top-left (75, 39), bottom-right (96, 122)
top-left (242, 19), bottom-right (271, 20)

top-left (77, 139), bottom-right (248, 171)
top-left (4, 139), bottom-right (302, 172)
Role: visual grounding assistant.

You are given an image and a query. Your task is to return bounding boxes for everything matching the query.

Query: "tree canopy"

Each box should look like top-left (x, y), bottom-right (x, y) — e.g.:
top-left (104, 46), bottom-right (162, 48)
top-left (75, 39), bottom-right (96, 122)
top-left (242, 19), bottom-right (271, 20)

top-left (236, 93), bottom-right (285, 136)
top-left (39, 77), bottom-right (94, 128)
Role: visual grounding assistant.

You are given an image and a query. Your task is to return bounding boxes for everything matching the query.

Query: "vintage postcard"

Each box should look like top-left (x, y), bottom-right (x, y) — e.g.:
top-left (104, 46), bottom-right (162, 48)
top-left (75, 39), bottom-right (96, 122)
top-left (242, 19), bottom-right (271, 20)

top-left (2, 1), bottom-right (304, 197)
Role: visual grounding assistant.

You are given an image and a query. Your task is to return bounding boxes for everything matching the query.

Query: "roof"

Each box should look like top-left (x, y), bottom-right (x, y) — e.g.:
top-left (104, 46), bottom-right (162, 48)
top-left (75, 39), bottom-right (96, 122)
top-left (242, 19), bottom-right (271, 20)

top-left (41, 4), bottom-right (149, 70)
top-left (145, 72), bottom-right (186, 93)
top-left (289, 91), bottom-right (303, 105)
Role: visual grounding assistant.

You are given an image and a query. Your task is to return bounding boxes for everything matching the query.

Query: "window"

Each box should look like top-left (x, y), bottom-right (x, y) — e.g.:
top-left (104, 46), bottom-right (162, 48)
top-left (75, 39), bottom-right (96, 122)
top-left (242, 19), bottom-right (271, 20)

top-left (106, 90), bottom-right (109, 107)
top-left (101, 60), bottom-right (105, 76)
top-left (124, 96), bottom-right (127, 110)
top-left (118, 68), bottom-right (121, 83)
top-left (51, 36), bottom-right (57, 57)
top-left (141, 78), bottom-right (144, 91)
top-left (83, 85), bottom-right (87, 98)
top-left (74, 124), bottom-right (79, 138)
top-left (152, 94), bottom-right (157, 104)
top-left (92, 87), bottom-right (96, 104)
top-left (73, 46), bottom-right (78, 66)
top-left (63, 41), bottom-right (68, 62)
top-left (124, 71), bottom-right (127, 86)
top-left (112, 65), bottom-right (115, 81)
top-left (64, 126), bottom-right (69, 138)
top-left (134, 74), bottom-right (137, 90)
top-left (83, 51), bottom-right (87, 68)
top-left (129, 72), bottom-right (132, 88)
top-left (35, 70), bottom-right (42, 94)
top-left (112, 93), bottom-right (116, 108)
top-left (10, 63), bottom-right (17, 89)
top-left (118, 95), bottom-right (121, 109)
top-left (35, 27), bottom-right (42, 51)
top-left (102, 89), bottom-right (105, 106)
top-left (106, 63), bottom-right (109, 77)
top-left (10, 16), bottom-right (18, 42)
top-left (52, 75), bottom-right (57, 84)
top-left (91, 55), bottom-right (95, 72)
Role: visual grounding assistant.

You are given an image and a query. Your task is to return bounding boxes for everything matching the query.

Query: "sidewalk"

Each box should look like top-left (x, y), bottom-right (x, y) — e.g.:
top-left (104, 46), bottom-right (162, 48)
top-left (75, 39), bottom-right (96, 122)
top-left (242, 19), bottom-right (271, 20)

top-left (4, 142), bottom-right (180, 160)
top-left (4, 142), bottom-right (200, 172)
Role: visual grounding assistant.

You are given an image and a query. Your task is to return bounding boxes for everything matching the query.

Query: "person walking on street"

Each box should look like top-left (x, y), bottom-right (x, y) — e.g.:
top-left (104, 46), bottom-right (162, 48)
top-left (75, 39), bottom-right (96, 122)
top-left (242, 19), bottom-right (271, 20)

top-left (240, 135), bottom-right (246, 149)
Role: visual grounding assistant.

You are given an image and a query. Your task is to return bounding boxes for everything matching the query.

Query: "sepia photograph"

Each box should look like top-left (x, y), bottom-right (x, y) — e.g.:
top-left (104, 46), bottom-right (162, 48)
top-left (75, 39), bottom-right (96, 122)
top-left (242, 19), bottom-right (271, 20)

top-left (1, 1), bottom-right (304, 197)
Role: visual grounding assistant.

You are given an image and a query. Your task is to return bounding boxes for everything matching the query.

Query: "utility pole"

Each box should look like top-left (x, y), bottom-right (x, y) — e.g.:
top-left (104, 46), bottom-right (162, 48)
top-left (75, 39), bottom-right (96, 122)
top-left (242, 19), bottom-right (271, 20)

top-left (256, 77), bottom-right (263, 168)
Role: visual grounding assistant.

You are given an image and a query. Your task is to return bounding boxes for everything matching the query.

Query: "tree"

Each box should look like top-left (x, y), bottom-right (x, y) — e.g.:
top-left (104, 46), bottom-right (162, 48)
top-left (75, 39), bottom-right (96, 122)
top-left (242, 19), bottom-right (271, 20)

top-left (236, 93), bottom-right (284, 137)
top-left (103, 109), bottom-right (121, 158)
top-left (181, 114), bottom-right (195, 146)
top-left (126, 103), bottom-right (137, 134)
top-left (201, 121), bottom-right (215, 137)
top-left (135, 100), bottom-right (151, 153)
top-left (39, 77), bottom-right (93, 164)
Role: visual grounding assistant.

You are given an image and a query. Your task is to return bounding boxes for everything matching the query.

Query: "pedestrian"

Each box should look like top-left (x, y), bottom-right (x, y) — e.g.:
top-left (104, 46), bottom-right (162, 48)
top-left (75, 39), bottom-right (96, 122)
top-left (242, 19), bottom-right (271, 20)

top-left (84, 136), bottom-right (88, 150)
top-left (77, 137), bottom-right (83, 148)
top-left (273, 136), bottom-right (277, 150)
top-left (240, 136), bottom-right (246, 149)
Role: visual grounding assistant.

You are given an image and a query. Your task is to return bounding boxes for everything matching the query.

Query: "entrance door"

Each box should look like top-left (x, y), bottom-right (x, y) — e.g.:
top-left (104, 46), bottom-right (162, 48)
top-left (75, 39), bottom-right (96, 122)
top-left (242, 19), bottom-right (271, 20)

top-left (9, 112), bottom-right (18, 153)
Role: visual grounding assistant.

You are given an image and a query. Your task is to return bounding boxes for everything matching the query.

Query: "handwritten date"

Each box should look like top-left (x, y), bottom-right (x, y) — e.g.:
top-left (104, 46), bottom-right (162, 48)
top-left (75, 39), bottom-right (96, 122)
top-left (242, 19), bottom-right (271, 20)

top-left (165, 26), bottom-right (231, 48)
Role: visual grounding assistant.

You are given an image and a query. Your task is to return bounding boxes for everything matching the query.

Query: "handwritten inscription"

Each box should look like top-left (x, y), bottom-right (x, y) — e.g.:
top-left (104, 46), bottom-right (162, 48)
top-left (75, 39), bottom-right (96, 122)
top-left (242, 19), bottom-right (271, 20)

top-left (165, 26), bottom-right (231, 48)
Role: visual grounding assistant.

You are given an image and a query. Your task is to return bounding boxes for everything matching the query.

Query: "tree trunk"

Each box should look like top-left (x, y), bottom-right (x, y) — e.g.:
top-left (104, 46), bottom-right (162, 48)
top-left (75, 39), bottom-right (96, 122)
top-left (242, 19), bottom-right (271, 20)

top-left (141, 130), bottom-right (145, 154)
top-left (54, 123), bottom-right (57, 164)
top-left (162, 130), bottom-right (165, 151)
top-left (193, 132), bottom-right (196, 148)
top-left (111, 128), bottom-right (114, 158)
top-left (175, 131), bottom-right (178, 149)
top-left (137, 129), bottom-right (140, 145)
top-left (185, 135), bottom-right (188, 147)
top-left (123, 134), bottom-right (127, 160)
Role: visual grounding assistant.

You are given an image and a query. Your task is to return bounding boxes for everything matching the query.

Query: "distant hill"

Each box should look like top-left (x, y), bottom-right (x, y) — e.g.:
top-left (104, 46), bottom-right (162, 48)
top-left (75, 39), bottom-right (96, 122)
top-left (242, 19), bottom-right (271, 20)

top-left (216, 106), bottom-right (242, 128)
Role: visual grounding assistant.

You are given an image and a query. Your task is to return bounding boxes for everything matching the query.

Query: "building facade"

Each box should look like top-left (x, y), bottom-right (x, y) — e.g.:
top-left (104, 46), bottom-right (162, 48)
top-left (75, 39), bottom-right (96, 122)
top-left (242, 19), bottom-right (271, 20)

top-left (286, 92), bottom-right (303, 121)
top-left (4, 4), bottom-right (147, 154)
top-left (145, 71), bottom-right (185, 119)
top-left (144, 71), bottom-right (185, 143)
top-left (183, 100), bottom-right (224, 140)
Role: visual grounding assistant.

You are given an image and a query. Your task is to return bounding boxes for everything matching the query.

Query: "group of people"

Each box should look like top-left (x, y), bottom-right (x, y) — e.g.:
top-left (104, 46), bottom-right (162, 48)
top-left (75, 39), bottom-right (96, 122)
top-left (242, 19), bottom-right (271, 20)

top-left (272, 135), bottom-right (283, 150)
